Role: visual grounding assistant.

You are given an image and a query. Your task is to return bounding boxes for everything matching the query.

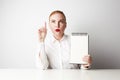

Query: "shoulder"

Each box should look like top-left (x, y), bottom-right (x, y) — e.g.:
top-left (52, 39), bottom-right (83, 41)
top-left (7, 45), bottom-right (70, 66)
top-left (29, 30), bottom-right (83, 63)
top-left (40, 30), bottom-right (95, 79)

top-left (64, 34), bottom-right (69, 38)
top-left (63, 34), bottom-right (70, 40)
top-left (63, 34), bottom-right (71, 44)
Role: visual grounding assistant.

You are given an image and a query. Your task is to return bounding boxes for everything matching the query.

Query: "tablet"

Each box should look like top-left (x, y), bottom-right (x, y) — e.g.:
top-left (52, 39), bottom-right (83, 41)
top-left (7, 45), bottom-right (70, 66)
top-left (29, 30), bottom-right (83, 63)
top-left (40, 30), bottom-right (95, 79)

top-left (70, 33), bottom-right (89, 64)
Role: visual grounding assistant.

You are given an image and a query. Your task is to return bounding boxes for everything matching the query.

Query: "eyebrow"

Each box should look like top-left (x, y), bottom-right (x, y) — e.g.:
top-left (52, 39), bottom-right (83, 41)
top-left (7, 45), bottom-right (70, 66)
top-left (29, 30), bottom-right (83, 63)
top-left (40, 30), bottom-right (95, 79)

top-left (50, 19), bottom-right (66, 21)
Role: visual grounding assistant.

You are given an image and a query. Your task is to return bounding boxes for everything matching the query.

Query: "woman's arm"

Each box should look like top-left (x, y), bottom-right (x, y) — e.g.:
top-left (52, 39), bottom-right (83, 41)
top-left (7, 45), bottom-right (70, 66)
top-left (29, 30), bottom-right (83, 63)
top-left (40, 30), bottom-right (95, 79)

top-left (36, 42), bottom-right (49, 69)
top-left (36, 22), bottom-right (49, 69)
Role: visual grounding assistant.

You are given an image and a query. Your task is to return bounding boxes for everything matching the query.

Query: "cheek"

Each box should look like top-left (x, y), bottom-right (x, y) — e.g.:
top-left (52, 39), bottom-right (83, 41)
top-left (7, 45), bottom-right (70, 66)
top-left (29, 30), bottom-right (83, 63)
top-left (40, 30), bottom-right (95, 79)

top-left (62, 23), bottom-right (66, 29)
top-left (49, 24), bottom-right (54, 30)
top-left (50, 27), bottom-right (54, 32)
top-left (61, 26), bottom-right (66, 31)
top-left (50, 26), bottom-right (56, 34)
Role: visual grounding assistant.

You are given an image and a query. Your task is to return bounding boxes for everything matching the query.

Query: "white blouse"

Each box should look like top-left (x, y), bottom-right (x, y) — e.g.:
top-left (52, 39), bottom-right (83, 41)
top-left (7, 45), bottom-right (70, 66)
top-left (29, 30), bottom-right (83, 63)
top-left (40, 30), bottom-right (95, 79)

top-left (36, 31), bottom-right (88, 69)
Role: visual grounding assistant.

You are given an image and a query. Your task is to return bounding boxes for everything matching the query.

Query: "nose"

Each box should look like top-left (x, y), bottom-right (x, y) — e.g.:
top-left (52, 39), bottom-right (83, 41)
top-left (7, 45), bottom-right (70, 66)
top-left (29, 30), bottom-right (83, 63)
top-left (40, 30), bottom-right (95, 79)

top-left (55, 22), bottom-right (60, 28)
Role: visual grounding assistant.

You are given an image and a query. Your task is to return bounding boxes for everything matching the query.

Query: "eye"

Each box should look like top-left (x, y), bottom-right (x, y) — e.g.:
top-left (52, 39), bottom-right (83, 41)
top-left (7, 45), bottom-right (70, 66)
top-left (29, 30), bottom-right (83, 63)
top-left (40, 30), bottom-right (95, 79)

top-left (51, 20), bottom-right (55, 23)
top-left (60, 20), bottom-right (66, 24)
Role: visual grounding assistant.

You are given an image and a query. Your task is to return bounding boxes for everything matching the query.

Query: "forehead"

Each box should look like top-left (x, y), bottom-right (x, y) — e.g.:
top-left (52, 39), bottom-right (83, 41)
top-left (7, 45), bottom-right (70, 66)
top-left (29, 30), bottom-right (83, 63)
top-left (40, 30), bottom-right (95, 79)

top-left (49, 13), bottom-right (65, 20)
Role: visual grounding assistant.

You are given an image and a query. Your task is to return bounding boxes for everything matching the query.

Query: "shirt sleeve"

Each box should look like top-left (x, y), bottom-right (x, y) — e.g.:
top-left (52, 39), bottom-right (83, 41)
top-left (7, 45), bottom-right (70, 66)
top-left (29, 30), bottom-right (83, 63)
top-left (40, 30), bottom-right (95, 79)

top-left (35, 42), bottom-right (49, 69)
top-left (80, 64), bottom-right (91, 70)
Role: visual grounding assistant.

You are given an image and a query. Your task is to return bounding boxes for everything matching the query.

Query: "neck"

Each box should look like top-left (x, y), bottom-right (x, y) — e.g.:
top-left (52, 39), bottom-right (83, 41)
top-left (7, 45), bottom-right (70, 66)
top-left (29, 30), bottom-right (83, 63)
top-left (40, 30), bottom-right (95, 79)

top-left (54, 33), bottom-right (64, 41)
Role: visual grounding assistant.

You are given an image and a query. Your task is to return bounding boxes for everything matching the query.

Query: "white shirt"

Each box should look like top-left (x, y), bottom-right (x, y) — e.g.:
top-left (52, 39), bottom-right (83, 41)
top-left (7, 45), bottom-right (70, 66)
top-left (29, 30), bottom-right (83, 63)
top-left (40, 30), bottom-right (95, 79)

top-left (36, 31), bottom-right (88, 69)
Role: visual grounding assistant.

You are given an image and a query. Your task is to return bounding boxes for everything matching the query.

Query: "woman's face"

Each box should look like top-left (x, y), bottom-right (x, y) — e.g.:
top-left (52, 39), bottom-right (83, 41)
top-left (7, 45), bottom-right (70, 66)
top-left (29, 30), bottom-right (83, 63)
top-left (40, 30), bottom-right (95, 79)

top-left (49, 13), bottom-right (66, 37)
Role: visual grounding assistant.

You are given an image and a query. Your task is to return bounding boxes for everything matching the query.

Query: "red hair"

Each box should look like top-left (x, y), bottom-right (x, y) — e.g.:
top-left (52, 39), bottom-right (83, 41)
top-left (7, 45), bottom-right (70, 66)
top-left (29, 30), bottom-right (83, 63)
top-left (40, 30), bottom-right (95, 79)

top-left (49, 10), bottom-right (66, 21)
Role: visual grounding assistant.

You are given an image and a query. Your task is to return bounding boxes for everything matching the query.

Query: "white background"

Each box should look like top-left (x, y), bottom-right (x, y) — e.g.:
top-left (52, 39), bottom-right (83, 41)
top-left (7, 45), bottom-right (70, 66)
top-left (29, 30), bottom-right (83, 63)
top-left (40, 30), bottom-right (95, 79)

top-left (0, 0), bottom-right (120, 68)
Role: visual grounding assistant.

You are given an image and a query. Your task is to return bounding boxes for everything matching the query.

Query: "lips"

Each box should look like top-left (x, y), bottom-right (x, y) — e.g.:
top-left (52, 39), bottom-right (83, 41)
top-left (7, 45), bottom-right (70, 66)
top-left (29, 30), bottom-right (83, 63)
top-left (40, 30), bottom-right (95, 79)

top-left (55, 29), bottom-right (60, 32)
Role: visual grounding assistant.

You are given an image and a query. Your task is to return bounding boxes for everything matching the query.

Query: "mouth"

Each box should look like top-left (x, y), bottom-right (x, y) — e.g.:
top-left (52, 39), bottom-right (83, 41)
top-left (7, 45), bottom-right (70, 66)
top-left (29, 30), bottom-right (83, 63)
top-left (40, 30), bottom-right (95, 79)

top-left (55, 29), bottom-right (60, 32)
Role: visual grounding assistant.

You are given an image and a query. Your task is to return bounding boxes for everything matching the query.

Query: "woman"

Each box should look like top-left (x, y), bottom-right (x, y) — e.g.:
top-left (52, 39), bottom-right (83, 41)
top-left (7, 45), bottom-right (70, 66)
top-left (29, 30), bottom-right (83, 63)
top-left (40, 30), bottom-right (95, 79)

top-left (36, 10), bottom-right (92, 69)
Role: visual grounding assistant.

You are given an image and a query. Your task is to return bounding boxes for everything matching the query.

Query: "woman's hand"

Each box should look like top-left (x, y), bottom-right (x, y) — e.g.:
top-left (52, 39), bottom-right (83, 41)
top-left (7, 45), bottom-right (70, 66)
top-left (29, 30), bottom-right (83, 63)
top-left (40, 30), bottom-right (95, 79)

top-left (38, 22), bottom-right (47, 42)
top-left (82, 55), bottom-right (92, 68)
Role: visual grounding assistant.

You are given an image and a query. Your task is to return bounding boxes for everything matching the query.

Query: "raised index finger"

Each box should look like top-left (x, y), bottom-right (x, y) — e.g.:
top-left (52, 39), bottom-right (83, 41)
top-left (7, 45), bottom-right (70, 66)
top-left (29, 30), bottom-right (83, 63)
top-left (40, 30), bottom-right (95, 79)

top-left (44, 22), bottom-right (47, 29)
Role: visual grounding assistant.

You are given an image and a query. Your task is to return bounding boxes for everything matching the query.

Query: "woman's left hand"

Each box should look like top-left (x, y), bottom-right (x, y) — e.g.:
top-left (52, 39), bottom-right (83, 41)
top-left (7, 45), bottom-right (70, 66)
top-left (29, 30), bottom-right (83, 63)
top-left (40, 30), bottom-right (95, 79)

top-left (82, 55), bottom-right (92, 68)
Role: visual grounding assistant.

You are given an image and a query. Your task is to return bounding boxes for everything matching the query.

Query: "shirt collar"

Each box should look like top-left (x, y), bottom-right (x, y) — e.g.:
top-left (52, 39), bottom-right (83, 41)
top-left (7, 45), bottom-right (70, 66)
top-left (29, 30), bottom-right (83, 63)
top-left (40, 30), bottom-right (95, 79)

top-left (51, 34), bottom-right (67, 43)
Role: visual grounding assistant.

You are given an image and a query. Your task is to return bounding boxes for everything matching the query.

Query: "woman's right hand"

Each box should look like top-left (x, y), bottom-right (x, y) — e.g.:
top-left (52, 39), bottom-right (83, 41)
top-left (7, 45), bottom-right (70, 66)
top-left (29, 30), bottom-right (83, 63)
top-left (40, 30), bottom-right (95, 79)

top-left (38, 22), bottom-right (47, 42)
